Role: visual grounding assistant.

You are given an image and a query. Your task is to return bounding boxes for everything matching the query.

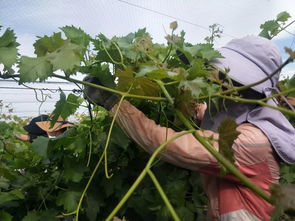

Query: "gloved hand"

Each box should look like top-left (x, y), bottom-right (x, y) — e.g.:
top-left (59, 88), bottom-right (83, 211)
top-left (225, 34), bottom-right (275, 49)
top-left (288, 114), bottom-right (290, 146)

top-left (83, 76), bottom-right (119, 110)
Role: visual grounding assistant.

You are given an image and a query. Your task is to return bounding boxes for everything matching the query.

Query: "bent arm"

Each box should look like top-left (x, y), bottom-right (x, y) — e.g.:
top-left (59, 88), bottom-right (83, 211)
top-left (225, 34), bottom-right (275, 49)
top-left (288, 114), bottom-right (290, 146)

top-left (111, 101), bottom-right (220, 171)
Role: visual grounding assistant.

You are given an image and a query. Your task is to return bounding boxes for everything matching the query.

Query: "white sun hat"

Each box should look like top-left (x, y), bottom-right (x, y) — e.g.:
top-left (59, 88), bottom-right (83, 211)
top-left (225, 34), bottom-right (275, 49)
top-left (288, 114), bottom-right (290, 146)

top-left (211, 35), bottom-right (282, 93)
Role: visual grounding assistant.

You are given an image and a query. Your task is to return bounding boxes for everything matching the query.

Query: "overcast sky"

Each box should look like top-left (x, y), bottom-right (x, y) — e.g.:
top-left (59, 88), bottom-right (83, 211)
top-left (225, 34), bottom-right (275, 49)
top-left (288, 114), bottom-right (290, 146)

top-left (1, 0), bottom-right (295, 118)
top-left (1, 0), bottom-right (295, 74)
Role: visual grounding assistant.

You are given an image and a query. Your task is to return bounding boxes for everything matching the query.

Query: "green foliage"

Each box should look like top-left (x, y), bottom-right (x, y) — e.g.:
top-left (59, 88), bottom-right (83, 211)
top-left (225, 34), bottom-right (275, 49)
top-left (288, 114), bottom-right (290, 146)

top-left (19, 56), bottom-right (53, 82)
top-left (0, 101), bottom-right (206, 220)
top-left (0, 210), bottom-right (12, 221)
top-left (204, 24), bottom-right (223, 44)
top-left (0, 12), bottom-right (295, 220)
top-left (60, 25), bottom-right (91, 49)
top-left (18, 27), bottom-right (89, 82)
top-left (259, 11), bottom-right (291, 39)
top-left (280, 75), bottom-right (295, 97)
top-left (217, 118), bottom-right (240, 165)
top-left (50, 92), bottom-right (83, 126)
top-left (0, 27), bottom-right (19, 69)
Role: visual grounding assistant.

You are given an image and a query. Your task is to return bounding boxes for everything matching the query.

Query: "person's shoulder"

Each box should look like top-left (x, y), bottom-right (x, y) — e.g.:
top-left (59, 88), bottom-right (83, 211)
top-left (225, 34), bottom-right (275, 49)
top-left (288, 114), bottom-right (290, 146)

top-left (236, 123), bottom-right (269, 143)
top-left (237, 123), bottom-right (264, 133)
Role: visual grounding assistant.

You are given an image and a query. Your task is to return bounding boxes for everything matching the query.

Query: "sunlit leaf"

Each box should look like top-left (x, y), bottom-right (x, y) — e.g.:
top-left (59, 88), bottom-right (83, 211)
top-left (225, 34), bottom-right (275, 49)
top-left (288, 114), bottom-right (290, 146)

top-left (50, 92), bottom-right (82, 127)
top-left (259, 11), bottom-right (291, 39)
top-left (19, 56), bottom-right (53, 82)
top-left (33, 32), bottom-right (65, 56)
top-left (116, 69), bottom-right (159, 96)
top-left (61, 25), bottom-right (91, 48)
top-left (45, 41), bottom-right (82, 71)
top-left (184, 43), bottom-right (223, 61)
top-left (0, 28), bottom-right (19, 68)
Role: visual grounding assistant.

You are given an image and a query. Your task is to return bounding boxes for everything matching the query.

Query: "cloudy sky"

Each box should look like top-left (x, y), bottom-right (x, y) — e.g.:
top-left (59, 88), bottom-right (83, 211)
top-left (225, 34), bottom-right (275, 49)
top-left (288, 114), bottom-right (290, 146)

top-left (1, 0), bottom-right (295, 117)
top-left (1, 0), bottom-right (295, 74)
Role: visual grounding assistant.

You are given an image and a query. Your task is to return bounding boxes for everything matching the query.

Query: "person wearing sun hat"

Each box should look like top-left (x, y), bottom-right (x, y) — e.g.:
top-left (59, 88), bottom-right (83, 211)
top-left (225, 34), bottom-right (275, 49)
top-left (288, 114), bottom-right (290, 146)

top-left (15, 114), bottom-right (49, 142)
top-left (35, 115), bottom-right (74, 138)
top-left (83, 35), bottom-right (295, 220)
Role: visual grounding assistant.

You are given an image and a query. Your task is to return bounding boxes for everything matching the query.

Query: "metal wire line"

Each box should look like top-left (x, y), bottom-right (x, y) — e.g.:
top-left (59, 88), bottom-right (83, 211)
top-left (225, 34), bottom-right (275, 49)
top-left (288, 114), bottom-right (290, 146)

top-left (0, 86), bottom-right (81, 92)
top-left (116, 0), bottom-right (295, 41)
top-left (115, 0), bottom-right (237, 38)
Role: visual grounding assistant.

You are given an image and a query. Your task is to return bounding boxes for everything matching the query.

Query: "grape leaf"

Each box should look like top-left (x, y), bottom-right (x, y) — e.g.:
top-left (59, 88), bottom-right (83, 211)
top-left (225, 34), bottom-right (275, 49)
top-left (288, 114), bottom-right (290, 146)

top-left (0, 210), bottom-right (12, 221)
top-left (45, 40), bottom-right (82, 71)
top-left (134, 28), bottom-right (150, 38)
top-left (31, 136), bottom-right (49, 159)
top-left (115, 32), bottom-right (135, 49)
top-left (109, 126), bottom-right (131, 151)
top-left (259, 11), bottom-right (291, 39)
top-left (56, 190), bottom-right (80, 212)
top-left (38, 209), bottom-right (59, 221)
top-left (116, 69), bottom-right (159, 96)
top-left (259, 21), bottom-right (279, 39)
top-left (60, 25), bottom-right (91, 48)
top-left (0, 177), bottom-right (9, 190)
top-left (217, 118), bottom-right (240, 164)
top-left (276, 11), bottom-right (291, 22)
top-left (114, 33), bottom-right (138, 61)
top-left (179, 78), bottom-right (207, 97)
top-left (187, 59), bottom-right (210, 80)
top-left (21, 211), bottom-right (40, 221)
top-left (50, 92), bottom-right (82, 127)
top-left (79, 63), bottom-right (115, 88)
top-left (85, 195), bottom-right (102, 221)
top-left (18, 56), bottom-right (53, 82)
top-left (93, 34), bottom-right (121, 63)
top-left (33, 32), bottom-right (65, 56)
top-left (136, 65), bottom-right (167, 79)
top-left (0, 189), bottom-right (25, 204)
top-left (184, 44), bottom-right (223, 61)
top-left (0, 28), bottom-right (19, 68)
top-left (176, 207), bottom-right (194, 221)
top-left (136, 64), bottom-right (183, 81)
top-left (62, 158), bottom-right (86, 183)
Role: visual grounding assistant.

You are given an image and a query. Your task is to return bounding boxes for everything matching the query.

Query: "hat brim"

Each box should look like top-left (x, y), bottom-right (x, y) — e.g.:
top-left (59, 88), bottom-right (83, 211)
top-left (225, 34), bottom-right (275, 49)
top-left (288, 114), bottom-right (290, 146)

top-left (36, 121), bottom-right (73, 133)
top-left (24, 123), bottom-right (46, 135)
top-left (211, 47), bottom-right (273, 93)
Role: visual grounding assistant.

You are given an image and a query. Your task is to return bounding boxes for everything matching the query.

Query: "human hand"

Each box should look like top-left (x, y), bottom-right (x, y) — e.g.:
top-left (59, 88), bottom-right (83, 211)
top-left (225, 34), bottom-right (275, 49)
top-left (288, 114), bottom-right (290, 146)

top-left (195, 103), bottom-right (207, 121)
top-left (83, 76), bottom-right (118, 110)
top-left (15, 134), bottom-right (30, 142)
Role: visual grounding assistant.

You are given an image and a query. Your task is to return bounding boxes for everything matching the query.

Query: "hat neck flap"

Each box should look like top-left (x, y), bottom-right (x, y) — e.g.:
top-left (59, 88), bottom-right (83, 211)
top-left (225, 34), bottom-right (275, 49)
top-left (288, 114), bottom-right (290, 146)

top-left (201, 94), bottom-right (295, 164)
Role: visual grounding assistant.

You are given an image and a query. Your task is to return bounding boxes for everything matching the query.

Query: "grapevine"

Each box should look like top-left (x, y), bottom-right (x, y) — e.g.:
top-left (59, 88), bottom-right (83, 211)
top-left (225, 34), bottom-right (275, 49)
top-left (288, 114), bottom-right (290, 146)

top-left (0, 11), bottom-right (295, 221)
